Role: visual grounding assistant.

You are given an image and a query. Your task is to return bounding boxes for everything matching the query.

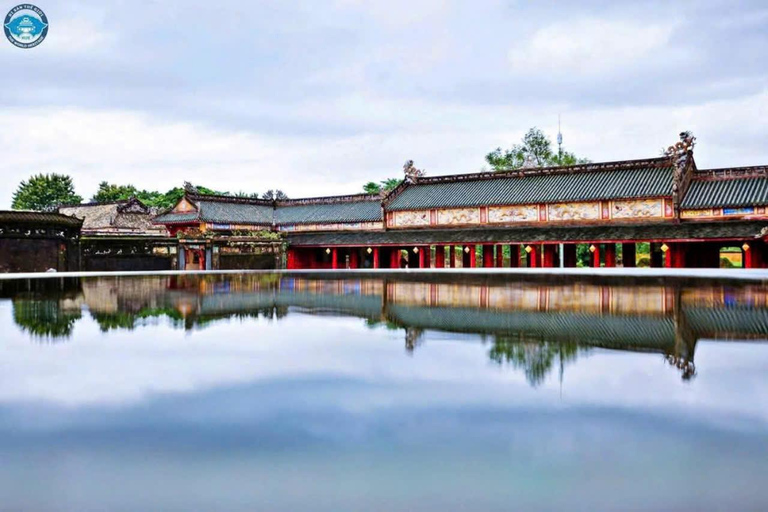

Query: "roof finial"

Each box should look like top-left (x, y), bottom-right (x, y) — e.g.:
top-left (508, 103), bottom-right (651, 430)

top-left (664, 131), bottom-right (696, 171)
top-left (521, 154), bottom-right (538, 169)
top-left (557, 114), bottom-right (563, 158)
top-left (403, 160), bottom-right (426, 183)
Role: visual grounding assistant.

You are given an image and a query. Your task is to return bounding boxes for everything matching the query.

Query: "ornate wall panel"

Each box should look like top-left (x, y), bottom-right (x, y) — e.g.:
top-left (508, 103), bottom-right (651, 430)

top-left (681, 209), bottom-right (714, 219)
top-left (610, 199), bottom-right (664, 219)
top-left (392, 210), bottom-right (430, 227)
top-left (723, 207), bottom-right (755, 216)
top-left (487, 205), bottom-right (539, 224)
top-left (681, 207), bottom-right (767, 219)
top-left (547, 202), bottom-right (600, 221)
top-left (436, 207), bottom-right (481, 226)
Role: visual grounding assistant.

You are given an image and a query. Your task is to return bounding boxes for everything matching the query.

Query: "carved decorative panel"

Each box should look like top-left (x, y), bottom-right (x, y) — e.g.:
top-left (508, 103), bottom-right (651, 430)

top-left (547, 202), bottom-right (600, 221)
top-left (487, 205), bottom-right (538, 224)
top-left (392, 210), bottom-right (430, 227)
top-left (681, 209), bottom-right (715, 219)
top-left (611, 199), bottom-right (664, 219)
top-left (436, 207), bottom-right (481, 225)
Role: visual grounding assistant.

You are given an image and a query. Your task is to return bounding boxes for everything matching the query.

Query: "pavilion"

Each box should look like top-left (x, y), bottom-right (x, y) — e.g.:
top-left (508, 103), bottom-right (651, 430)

top-left (154, 135), bottom-right (768, 270)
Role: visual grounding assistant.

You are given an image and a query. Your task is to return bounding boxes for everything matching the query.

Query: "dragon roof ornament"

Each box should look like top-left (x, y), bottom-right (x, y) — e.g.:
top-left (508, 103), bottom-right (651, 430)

top-left (403, 160), bottom-right (426, 184)
top-left (665, 131), bottom-right (696, 213)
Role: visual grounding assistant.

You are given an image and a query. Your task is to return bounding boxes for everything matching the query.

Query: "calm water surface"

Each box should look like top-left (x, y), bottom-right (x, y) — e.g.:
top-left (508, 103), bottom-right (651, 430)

top-left (1, 273), bottom-right (767, 511)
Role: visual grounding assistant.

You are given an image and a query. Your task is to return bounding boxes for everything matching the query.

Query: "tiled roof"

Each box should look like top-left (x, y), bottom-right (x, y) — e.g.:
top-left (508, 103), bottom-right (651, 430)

top-left (389, 305), bottom-right (676, 345)
top-left (386, 158), bottom-right (674, 211)
top-left (286, 220), bottom-right (768, 246)
top-left (153, 212), bottom-right (200, 224)
top-left (275, 195), bottom-right (381, 225)
top-left (154, 193), bottom-right (382, 226)
top-left (681, 175), bottom-right (768, 209)
top-left (197, 200), bottom-right (273, 225)
top-left (59, 201), bottom-right (165, 234)
top-left (0, 210), bottom-right (84, 228)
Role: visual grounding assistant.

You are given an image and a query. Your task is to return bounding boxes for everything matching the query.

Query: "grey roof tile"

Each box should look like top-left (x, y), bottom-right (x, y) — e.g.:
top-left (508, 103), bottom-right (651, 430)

top-left (275, 200), bottom-right (381, 225)
top-left (197, 200), bottom-right (273, 225)
top-left (681, 177), bottom-right (768, 209)
top-left (153, 212), bottom-right (200, 224)
top-left (387, 165), bottom-right (673, 211)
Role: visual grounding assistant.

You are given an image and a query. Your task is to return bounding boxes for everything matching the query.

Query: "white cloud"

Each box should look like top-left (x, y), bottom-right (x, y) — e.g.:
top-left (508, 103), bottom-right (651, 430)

top-left (2, 86), bottom-right (767, 206)
top-left (44, 16), bottom-right (117, 54)
top-left (508, 18), bottom-right (681, 75)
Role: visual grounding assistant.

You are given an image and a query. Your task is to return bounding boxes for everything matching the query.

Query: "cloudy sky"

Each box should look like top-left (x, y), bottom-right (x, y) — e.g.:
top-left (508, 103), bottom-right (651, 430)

top-left (0, 0), bottom-right (766, 206)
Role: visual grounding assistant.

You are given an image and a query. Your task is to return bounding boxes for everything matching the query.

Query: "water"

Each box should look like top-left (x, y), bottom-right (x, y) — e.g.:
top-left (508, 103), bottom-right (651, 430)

top-left (1, 273), bottom-right (767, 511)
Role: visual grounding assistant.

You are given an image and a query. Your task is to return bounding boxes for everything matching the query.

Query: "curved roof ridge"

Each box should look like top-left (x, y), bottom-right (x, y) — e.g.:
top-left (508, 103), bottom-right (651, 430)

top-left (415, 156), bottom-right (673, 186)
top-left (278, 193), bottom-right (380, 206)
top-left (187, 193), bottom-right (273, 206)
top-left (692, 165), bottom-right (768, 180)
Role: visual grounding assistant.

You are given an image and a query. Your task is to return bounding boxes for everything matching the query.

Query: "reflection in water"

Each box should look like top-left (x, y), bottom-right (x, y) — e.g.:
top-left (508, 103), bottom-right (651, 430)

top-left (1, 274), bottom-right (768, 512)
top-left (490, 339), bottom-right (583, 387)
top-left (2, 274), bottom-right (767, 385)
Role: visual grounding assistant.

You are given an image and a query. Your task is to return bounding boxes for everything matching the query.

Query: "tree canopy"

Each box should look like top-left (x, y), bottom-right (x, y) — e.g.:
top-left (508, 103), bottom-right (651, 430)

top-left (12, 173), bottom-right (83, 211)
top-left (485, 127), bottom-right (590, 171)
top-left (363, 178), bottom-right (401, 195)
top-left (88, 182), bottom-right (238, 209)
top-left (91, 182), bottom-right (138, 203)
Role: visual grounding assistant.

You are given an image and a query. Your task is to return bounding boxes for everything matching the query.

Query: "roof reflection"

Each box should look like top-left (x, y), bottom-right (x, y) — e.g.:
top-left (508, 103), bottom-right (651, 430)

top-left (1, 274), bottom-right (766, 385)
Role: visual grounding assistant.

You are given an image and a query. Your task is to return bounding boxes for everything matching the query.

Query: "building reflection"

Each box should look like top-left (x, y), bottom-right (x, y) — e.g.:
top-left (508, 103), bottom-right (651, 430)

top-left (2, 274), bottom-right (767, 384)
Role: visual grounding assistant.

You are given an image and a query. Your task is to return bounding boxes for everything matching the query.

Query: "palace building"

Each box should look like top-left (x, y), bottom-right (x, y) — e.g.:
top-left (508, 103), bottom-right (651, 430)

top-left (153, 134), bottom-right (768, 270)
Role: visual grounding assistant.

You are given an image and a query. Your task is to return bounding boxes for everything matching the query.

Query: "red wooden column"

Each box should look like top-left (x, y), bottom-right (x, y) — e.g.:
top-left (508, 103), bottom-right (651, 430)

top-left (349, 249), bottom-right (359, 269)
top-left (743, 242), bottom-right (765, 269)
top-left (482, 245), bottom-right (494, 267)
top-left (286, 248), bottom-right (296, 269)
top-left (508, 244), bottom-right (519, 267)
top-left (542, 245), bottom-right (557, 268)
top-left (418, 247), bottom-right (426, 268)
top-left (449, 246), bottom-right (457, 268)
top-left (604, 244), bottom-right (616, 268)
top-left (591, 244), bottom-right (601, 267)
top-left (423, 246), bottom-right (431, 268)
top-left (495, 245), bottom-right (504, 267)
top-left (390, 248), bottom-right (400, 269)
top-left (623, 243), bottom-right (636, 268)
top-left (373, 247), bottom-right (380, 269)
top-left (528, 245), bottom-right (540, 268)
top-left (664, 243), bottom-right (674, 268)
top-left (331, 248), bottom-right (339, 269)
top-left (470, 245), bottom-right (478, 268)
top-left (435, 246), bottom-right (445, 268)
top-left (667, 243), bottom-right (686, 268)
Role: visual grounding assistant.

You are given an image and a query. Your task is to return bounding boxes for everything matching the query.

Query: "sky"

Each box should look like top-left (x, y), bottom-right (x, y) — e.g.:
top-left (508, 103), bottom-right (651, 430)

top-left (0, 0), bottom-right (767, 206)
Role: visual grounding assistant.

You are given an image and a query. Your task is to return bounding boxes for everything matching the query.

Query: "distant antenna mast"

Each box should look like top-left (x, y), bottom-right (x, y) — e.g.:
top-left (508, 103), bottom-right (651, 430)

top-left (557, 114), bottom-right (563, 157)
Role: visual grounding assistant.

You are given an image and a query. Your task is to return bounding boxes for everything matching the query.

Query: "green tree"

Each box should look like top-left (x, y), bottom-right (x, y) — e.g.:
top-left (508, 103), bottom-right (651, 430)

top-left (363, 178), bottom-right (402, 194)
top-left (91, 181), bottom-right (138, 203)
top-left (486, 127), bottom-right (590, 171)
top-left (136, 185), bottom-right (230, 209)
top-left (12, 173), bottom-right (83, 211)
